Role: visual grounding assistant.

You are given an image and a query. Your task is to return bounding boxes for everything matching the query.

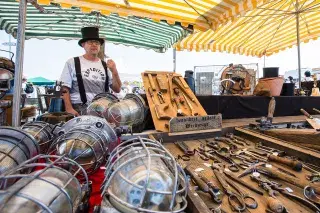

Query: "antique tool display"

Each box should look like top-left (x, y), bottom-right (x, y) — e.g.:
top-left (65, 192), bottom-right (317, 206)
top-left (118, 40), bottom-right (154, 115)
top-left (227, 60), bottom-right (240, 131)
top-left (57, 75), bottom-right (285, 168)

top-left (165, 134), bottom-right (320, 213)
top-left (142, 71), bottom-right (207, 132)
top-left (99, 137), bottom-right (188, 213)
top-left (87, 93), bottom-right (147, 127)
top-left (0, 154), bottom-right (90, 213)
top-left (0, 127), bottom-right (39, 176)
top-left (48, 115), bottom-right (117, 174)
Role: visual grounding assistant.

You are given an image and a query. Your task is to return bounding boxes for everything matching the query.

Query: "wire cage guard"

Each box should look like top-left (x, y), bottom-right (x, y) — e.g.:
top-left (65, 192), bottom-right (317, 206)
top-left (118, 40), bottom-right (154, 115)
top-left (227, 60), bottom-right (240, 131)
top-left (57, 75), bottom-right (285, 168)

top-left (21, 121), bottom-right (54, 153)
top-left (0, 127), bottom-right (40, 177)
top-left (0, 154), bottom-right (89, 213)
top-left (48, 115), bottom-right (117, 174)
top-left (100, 137), bottom-right (188, 213)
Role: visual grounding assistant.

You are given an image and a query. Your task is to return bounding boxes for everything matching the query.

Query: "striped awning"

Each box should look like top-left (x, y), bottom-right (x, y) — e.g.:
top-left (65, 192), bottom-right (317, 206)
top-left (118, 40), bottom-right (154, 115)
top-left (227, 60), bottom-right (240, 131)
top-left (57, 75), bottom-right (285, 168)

top-left (35, 0), bottom-right (265, 31)
top-left (176, 0), bottom-right (320, 57)
top-left (0, 0), bottom-right (190, 52)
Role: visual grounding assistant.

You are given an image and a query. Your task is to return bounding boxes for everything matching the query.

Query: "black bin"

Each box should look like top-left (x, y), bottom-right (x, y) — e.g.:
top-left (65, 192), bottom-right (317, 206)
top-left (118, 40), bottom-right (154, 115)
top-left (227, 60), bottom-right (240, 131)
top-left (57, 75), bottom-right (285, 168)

top-left (263, 67), bottom-right (279, 78)
top-left (281, 83), bottom-right (295, 96)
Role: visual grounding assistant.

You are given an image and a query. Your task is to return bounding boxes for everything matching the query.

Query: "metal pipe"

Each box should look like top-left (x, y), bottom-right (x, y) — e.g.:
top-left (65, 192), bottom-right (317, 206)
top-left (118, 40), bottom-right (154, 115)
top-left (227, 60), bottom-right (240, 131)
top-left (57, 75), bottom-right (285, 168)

top-left (173, 48), bottom-right (176, 72)
top-left (296, 1), bottom-right (302, 90)
top-left (12, 0), bottom-right (27, 127)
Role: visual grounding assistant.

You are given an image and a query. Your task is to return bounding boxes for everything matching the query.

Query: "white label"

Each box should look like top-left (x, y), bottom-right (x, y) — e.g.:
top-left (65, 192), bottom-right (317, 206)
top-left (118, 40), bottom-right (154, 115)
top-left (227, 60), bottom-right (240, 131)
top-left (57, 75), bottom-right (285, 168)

top-left (203, 163), bottom-right (211, 167)
top-left (253, 172), bottom-right (260, 177)
top-left (266, 164), bottom-right (272, 168)
top-left (285, 187), bottom-right (293, 193)
top-left (225, 168), bottom-right (231, 172)
top-left (195, 168), bottom-right (204, 172)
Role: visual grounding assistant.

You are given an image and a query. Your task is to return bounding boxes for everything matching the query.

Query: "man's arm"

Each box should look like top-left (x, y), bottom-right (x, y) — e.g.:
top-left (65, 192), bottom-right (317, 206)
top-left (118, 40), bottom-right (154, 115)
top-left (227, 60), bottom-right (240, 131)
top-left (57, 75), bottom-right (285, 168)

top-left (107, 59), bottom-right (122, 93)
top-left (61, 86), bottom-right (79, 116)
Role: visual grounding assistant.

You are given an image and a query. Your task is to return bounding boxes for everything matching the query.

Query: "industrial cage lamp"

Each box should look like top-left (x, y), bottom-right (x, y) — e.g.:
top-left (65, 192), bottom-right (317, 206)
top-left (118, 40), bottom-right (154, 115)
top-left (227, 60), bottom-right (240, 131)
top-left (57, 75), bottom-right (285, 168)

top-left (0, 127), bottom-right (40, 176)
top-left (48, 115), bottom-right (118, 174)
top-left (99, 137), bottom-right (188, 213)
top-left (0, 154), bottom-right (90, 213)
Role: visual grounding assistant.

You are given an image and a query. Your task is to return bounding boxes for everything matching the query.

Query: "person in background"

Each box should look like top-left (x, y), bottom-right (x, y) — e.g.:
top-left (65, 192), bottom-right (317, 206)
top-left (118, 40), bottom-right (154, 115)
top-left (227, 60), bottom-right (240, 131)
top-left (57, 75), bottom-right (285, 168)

top-left (288, 76), bottom-right (294, 83)
top-left (60, 27), bottom-right (122, 116)
top-left (303, 71), bottom-right (313, 82)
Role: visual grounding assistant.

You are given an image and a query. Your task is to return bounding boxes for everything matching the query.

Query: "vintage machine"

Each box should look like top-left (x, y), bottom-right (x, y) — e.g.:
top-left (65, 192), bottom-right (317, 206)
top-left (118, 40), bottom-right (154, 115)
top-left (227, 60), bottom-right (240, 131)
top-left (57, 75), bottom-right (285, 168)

top-left (220, 64), bottom-right (255, 95)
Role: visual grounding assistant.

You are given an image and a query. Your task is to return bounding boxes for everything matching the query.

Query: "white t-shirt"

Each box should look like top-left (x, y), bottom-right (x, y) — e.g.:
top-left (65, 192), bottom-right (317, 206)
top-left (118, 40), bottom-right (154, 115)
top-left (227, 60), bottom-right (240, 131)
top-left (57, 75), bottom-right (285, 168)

top-left (60, 56), bottom-right (112, 104)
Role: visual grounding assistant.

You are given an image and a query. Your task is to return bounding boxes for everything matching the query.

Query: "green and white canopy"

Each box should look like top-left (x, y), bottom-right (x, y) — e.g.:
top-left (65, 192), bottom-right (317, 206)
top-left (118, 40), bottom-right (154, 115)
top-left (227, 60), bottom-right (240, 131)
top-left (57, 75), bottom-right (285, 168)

top-left (0, 0), bottom-right (190, 52)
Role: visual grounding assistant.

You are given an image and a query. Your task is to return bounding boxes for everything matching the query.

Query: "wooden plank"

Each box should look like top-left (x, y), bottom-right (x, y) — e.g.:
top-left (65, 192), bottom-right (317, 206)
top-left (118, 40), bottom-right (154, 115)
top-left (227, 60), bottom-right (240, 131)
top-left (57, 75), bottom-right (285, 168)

top-left (235, 127), bottom-right (320, 163)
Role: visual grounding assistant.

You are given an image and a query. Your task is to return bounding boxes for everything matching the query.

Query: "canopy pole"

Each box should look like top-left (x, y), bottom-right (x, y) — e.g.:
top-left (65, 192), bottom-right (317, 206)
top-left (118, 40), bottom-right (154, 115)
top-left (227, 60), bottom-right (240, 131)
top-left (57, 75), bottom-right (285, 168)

top-left (295, 2), bottom-right (302, 90)
top-left (173, 48), bottom-right (176, 72)
top-left (12, 0), bottom-right (27, 127)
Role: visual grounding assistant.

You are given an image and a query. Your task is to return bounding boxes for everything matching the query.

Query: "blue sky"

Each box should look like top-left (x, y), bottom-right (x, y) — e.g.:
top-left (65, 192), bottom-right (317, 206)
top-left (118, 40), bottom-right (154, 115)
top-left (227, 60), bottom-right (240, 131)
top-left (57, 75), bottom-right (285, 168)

top-left (1, 30), bottom-right (320, 81)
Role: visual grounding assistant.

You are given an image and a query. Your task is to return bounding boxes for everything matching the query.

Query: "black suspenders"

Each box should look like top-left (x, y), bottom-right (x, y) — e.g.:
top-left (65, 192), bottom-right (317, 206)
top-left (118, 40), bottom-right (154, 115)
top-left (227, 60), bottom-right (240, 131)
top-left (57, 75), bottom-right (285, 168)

top-left (73, 57), bottom-right (110, 104)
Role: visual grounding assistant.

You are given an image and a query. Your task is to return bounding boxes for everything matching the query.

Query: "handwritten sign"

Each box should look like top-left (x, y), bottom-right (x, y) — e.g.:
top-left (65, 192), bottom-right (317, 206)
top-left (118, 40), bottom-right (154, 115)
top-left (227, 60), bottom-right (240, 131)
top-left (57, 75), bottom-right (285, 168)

top-left (169, 114), bottom-right (222, 133)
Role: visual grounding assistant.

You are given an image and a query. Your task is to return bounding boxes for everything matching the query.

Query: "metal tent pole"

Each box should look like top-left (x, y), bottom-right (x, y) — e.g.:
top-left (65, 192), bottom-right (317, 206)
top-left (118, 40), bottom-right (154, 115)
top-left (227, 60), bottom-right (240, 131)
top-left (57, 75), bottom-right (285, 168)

top-left (295, 2), bottom-right (302, 90)
top-left (12, 0), bottom-right (27, 127)
top-left (173, 48), bottom-right (176, 72)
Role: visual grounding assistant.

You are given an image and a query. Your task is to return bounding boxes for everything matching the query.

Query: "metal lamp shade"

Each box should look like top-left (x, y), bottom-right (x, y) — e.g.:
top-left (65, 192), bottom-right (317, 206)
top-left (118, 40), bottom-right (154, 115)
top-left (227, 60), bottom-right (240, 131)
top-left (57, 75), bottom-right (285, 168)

top-left (87, 92), bottom-right (119, 118)
top-left (49, 116), bottom-right (117, 174)
top-left (100, 137), bottom-right (188, 213)
top-left (88, 93), bottom-right (146, 127)
top-left (0, 155), bottom-right (89, 213)
top-left (0, 127), bottom-right (39, 175)
top-left (21, 121), bottom-right (54, 153)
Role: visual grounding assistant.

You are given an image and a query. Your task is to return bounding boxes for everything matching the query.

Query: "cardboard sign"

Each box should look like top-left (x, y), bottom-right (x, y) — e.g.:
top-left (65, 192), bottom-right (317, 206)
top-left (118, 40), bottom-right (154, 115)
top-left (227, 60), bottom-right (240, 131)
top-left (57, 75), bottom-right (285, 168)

top-left (169, 114), bottom-right (222, 133)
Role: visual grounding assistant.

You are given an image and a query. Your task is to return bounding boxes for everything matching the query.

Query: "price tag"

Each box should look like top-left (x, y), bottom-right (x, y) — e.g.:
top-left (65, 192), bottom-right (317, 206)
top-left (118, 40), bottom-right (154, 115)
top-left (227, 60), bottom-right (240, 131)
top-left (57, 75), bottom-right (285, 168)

top-left (266, 164), bottom-right (273, 168)
top-left (285, 187), bottom-right (293, 193)
top-left (224, 168), bottom-right (231, 172)
top-left (252, 172), bottom-right (260, 177)
top-left (195, 168), bottom-right (204, 172)
top-left (203, 163), bottom-right (211, 168)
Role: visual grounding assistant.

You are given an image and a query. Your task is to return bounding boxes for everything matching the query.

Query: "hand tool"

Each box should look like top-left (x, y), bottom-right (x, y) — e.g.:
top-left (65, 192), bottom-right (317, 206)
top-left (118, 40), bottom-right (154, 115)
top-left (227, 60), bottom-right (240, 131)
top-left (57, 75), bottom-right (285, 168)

top-left (209, 150), bottom-right (240, 172)
top-left (225, 134), bottom-right (249, 146)
top-left (167, 73), bottom-right (174, 102)
top-left (231, 149), bottom-right (268, 163)
top-left (266, 197), bottom-right (287, 213)
top-left (173, 87), bottom-right (185, 104)
top-left (174, 141), bottom-right (194, 156)
top-left (223, 170), bottom-right (264, 195)
top-left (268, 155), bottom-right (302, 171)
top-left (313, 108), bottom-right (320, 114)
top-left (213, 169), bottom-right (257, 211)
top-left (181, 92), bottom-right (198, 116)
top-left (194, 149), bottom-right (209, 161)
top-left (277, 167), bottom-right (297, 178)
top-left (253, 175), bottom-right (320, 212)
top-left (157, 91), bottom-right (166, 104)
top-left (172, 77), bottom-right (196, 102)
top-left (256, 97), bottom-right (276, 129)
top-left (214, 137), bottom-right (238, 150)
top-left (148, 87), bottom-right (172, 120)
top-left (255, 143), bottom-right (286, 157)
top-left (179, 76), bottom-right (189, 88)
top-left (301, 108), bottom-right (320, 129)
top-left (184, 166), bottom-right (222, 204)
top-left (238, 162), bottom-right (266, 178)
top-left (176, 154), bottom-right (190, 161)
top-left (198, 173), bottom-right (220, 193)
top-left (250, 175), bottom-right (280, 198)
top-left (156, 75), bottom-right (167, 92)
top-left (225, 134), bottom-right (251, 146)
top-left (147, 73), bottom-right (156, 91)
top-left (304, 185), bottom-right (320, 206)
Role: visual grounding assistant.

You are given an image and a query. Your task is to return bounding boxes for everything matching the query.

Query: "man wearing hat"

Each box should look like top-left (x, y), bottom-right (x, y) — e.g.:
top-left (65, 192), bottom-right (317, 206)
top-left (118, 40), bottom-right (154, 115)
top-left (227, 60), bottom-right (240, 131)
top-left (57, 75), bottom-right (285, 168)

top-left (60, 27), bottom-right (122, 116)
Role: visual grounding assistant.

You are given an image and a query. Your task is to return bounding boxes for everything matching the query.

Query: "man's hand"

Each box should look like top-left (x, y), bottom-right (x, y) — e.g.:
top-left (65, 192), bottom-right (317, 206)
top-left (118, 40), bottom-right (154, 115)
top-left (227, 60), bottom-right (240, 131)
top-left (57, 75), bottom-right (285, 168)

top-left (107, 59), bottom-right (117, 73)
top-left (66, 108), bottom-right (79, 117)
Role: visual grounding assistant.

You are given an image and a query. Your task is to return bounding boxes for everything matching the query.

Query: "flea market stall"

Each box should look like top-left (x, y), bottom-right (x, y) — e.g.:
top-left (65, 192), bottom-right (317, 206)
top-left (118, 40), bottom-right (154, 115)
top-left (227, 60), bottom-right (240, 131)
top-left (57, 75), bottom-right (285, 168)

top-left (0, 0), bottom-right (319, 213)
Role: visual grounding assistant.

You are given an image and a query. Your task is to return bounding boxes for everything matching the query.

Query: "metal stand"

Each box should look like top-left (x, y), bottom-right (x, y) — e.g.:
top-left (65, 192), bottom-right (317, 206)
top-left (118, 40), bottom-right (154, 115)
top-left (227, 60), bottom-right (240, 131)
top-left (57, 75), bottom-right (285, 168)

top-left (12, 0), bottom-right (27, 127)
top-left (173, 48), bottom-right (176, 72)
top-left (295, 1), bottom-right (302, 90)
